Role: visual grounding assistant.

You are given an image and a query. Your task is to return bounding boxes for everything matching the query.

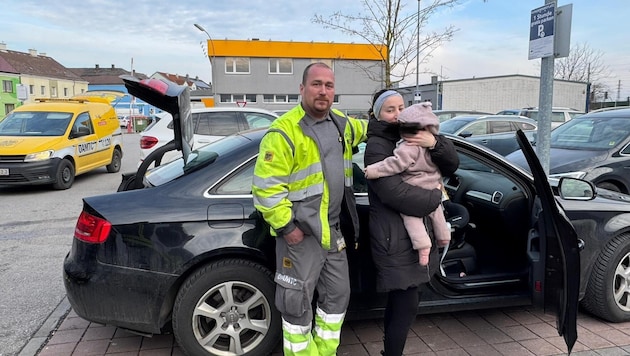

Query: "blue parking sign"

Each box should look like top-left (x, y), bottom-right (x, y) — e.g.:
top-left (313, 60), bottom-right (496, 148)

top-left (528, 3), bottom-right (555, 60)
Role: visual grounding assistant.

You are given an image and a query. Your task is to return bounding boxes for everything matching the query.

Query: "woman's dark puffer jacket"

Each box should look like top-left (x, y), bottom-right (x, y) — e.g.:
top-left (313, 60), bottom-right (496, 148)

top-left (364, 118), bottom-right (459, 292)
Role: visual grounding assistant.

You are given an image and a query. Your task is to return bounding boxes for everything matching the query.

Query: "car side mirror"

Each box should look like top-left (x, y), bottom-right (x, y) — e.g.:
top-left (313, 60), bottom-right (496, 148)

top-left (558, 177), bottom-right (595, 200)
top-left (459, 131), bottom-right (473, 138)
top-left (71, 126), bottom-right (91, 138)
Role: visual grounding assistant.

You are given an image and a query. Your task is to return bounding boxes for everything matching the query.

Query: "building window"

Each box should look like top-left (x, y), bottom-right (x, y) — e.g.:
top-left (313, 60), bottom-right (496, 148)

top-left (311, 59), bottom-right (334, 70)
top-left (2, 80), bottom-right (13, 93)
top-left (225, 57), bottom-right (250, 74)
top-left (263, 94), bottom-right (299, 103)
top-left (5, 104), bottom-right (15, 114)
top-left (220, 94), bottom-right (257, 103)
top-left (269, 58), bottom-right (293, 74)
top-left (40, 86), bottom-right (45, 95)
top-left (51, 87), bottom-right (57, 97)
top-left (63, 88), bottom-right (69, 96)
top-left (29, 85), bottom-right (34, 94)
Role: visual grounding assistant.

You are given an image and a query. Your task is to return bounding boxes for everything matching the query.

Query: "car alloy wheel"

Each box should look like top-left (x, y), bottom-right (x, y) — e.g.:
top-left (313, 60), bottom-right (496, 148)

top-left (172, 259), bottom-right (280, 356)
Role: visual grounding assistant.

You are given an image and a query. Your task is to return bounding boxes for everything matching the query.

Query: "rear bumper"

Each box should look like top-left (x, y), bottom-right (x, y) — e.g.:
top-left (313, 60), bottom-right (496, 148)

top-left (63, 249), bottom-right (178, 335)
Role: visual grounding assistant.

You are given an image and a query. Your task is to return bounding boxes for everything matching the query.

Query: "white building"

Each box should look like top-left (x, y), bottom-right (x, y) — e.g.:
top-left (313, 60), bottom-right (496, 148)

top-left (397, 75), bottom-right (588, 114)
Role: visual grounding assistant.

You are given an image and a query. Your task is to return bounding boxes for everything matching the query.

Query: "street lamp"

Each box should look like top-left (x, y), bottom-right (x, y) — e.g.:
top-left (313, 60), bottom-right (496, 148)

top-left (194, 23), bottom-right (216, 97)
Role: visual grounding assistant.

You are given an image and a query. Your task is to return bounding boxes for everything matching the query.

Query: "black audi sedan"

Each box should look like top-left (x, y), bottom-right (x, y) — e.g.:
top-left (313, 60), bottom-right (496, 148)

top-left (63, 77), bottom-right (630, 356)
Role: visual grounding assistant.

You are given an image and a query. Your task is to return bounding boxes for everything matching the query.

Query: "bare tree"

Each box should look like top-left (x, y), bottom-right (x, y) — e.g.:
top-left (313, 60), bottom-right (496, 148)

top-left (312, 0), bottom-right (461, 88)
top-left (554, 42), bottom-right (611, 102)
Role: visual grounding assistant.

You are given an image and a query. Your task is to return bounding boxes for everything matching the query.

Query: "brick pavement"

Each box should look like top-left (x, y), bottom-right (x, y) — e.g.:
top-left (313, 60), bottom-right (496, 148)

top-left (18, 297), bottom-right (630, 356)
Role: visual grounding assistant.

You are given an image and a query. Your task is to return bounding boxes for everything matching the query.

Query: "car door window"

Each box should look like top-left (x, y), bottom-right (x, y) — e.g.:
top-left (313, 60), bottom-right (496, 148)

top-left (489, 121), bottom-right (512, 133)
top-left (215, 159), bottom-right (256, 195)
top-left (465, 122), bottom-right (488, 135)
top-left (244, 113), bottom-right (276, 129)
top-left (196, 112), bottom-right (240, 136)
top-left (514, 122), bottom-right (536, 131)
top-left (72, 112), bottom-right (94, 135)
top-left (551, 112), bottom-right (566, 123)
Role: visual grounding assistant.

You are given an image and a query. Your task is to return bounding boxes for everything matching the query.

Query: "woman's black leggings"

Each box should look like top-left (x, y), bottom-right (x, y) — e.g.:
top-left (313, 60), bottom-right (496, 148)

top-left (383, 286), bottom-right (419, 356)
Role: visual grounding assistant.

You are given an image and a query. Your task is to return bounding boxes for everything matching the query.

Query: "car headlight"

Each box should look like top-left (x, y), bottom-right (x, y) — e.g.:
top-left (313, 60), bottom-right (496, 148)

top-left (549, 171), bottom-right (587, 179)
top-left (24, 150), bottom-right (54, 162)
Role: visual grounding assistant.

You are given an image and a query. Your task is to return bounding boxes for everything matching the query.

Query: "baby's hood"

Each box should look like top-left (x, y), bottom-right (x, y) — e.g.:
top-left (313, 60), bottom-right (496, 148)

top-left (398, 102), bottom-right (439, 134)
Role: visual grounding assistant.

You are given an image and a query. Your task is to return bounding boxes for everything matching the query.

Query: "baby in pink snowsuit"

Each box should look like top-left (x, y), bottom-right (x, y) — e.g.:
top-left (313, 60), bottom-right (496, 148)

top-left (364, 102), bottom-right (450, 266)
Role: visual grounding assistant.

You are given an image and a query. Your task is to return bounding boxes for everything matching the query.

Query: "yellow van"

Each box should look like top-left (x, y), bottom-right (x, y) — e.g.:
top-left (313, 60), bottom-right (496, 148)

top-left (0, 92), bottom-right (124, 189)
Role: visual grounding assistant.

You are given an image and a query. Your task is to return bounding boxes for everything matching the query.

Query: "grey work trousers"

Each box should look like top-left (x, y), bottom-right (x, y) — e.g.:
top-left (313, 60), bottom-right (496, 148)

top-left (274, 225), bottom-right (350, 326)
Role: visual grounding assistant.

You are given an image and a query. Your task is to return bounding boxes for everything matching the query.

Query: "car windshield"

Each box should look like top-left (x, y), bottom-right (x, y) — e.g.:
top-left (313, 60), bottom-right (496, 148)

top-left (0, 111), bottom-right (73, 136)
top-left (439, 118), bottom-right (471, 134)
top-left (144, 133), bottom-right (250, 186)
top-left (550, 117), bottom-right (630, 150)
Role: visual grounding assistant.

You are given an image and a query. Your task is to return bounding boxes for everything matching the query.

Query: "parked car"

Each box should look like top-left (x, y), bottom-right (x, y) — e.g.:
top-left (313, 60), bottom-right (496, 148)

top-left (139, 106), bottom-right (278, 165)
top-left (433, 109), bottom-right (492, 122)
top-left (118, 114), bottom-right (150, 130)
top-left (506, 108), bottom-right (630, 194)
top-left (63, 76), bottom-right (630, 356)
top-left (0, 92), bottom-right (124, 189)
top-left (497, 107), bottom-right (584, 128)
top-left (495, 109), bottom-right (521, 116)
top-left (439, 114), bottom-right (538, 155)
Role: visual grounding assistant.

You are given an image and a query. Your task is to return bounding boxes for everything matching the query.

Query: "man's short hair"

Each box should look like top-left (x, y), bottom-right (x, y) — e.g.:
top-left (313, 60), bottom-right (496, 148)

top-left (302, 62), bottom-right (332, 85)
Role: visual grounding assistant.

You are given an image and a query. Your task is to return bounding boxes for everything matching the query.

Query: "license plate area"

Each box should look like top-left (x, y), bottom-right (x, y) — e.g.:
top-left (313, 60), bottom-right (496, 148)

top-left (0, 168), bottom-right (9, 176)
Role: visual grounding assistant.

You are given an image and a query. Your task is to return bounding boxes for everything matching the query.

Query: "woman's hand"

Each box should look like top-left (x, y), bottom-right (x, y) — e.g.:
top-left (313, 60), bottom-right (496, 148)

top-left (402, 130), bottom-right (437, 149)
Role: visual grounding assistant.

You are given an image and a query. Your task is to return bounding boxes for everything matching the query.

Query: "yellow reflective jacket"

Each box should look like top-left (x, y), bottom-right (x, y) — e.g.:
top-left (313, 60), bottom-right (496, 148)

top-left (252, 105), bottom-right (367, 249)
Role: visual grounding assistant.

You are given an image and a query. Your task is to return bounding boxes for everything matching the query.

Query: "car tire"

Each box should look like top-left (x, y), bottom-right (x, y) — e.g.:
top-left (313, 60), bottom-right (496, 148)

top-left (106, 148), bottom-right (122, 173)
top-left (172, 259), bottom-right (280, 356)
top-left (581, 233), bottom-right (630, 322)
top-left (52, 159), bottom-right (75, 190)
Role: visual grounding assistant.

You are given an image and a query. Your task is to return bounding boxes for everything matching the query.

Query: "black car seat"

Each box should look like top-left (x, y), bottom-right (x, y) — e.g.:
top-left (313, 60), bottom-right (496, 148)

top-left (440, 200), bottom-right (477, 277)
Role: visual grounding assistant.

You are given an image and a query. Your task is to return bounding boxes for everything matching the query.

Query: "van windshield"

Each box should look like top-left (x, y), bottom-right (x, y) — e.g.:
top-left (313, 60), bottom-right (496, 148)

top-left (0, 111), bottom-right (73, 136)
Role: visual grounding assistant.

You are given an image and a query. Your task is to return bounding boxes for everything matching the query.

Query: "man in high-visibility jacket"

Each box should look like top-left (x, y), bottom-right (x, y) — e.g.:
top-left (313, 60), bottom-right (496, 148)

top-left (252, 62), bottom-right (367, 355)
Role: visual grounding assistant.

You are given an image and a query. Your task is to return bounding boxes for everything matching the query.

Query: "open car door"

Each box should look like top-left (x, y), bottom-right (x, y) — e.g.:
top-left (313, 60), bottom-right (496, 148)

top-left (517, 129), bottom-right (580, 353)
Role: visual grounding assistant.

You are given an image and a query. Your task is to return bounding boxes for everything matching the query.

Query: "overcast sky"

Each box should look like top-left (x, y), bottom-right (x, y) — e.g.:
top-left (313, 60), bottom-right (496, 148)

top-left (3, 0), bottom-right (629, 101)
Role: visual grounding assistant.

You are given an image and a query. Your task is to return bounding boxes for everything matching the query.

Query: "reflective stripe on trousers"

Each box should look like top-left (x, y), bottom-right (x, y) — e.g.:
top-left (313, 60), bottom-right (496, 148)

top-left (282, 306), bottom-right (346, 356)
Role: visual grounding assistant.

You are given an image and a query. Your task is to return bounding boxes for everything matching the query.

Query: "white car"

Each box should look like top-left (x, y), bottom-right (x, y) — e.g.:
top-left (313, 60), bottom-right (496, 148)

top-left (139, 107), bottom-right (278, 165)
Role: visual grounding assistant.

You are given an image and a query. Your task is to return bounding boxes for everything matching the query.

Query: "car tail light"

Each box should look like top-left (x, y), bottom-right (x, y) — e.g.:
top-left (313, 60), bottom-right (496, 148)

top-left (74, 211), bottom-right (112, 244)
top-left (140, 136), bottom-right (159, 149)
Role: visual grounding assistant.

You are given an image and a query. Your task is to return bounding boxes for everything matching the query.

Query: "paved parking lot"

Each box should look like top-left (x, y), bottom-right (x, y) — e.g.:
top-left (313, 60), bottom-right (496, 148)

top-left (19, 296), bottom-right (630, 356)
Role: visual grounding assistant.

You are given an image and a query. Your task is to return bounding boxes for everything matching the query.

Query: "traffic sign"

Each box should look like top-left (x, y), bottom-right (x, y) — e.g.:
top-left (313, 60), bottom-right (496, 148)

top-left (528, 2), bottom-right (555, 60)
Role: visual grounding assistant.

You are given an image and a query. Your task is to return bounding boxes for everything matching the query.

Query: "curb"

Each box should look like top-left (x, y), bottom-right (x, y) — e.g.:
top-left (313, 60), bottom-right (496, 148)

top-left (18, 297), bottom-right (72, 356)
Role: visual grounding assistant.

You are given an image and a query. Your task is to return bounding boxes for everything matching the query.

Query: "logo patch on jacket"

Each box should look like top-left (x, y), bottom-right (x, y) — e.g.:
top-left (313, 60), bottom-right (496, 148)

top-left (264, 151), bottom-right (274, 162)
top-left (282, 257), bottom-right (292, 268)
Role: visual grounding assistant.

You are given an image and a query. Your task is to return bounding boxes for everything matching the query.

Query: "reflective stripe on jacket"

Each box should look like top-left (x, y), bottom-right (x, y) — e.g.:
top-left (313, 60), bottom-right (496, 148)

top-left (252, 105), bottom-right (367, 249)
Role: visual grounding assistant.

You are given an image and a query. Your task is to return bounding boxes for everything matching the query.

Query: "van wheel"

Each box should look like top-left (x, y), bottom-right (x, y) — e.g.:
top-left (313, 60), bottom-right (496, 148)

top-left (172, 259), bottom-right (280, 356)
top-left (53, 159), bottom-right (75, 190)
top-left (106, 148), bottom-right (122, 173)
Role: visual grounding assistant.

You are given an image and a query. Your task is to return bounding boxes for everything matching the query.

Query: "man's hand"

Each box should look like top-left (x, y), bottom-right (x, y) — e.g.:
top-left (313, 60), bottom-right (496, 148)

top-left (402, 130), bottom-right (437, 149)
top-left (284, 226), bottom-right (304, 245)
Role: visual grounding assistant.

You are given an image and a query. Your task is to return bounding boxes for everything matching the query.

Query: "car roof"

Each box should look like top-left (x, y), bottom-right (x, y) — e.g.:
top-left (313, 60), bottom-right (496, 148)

top-left (190, 107), bottom-right (279, 115)
top-left (13, 98), bottom-right (111, 114)
top-left (448, 114), bottom-right (535, 122)
top-left (581, 108), bottom-right (630, 118)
